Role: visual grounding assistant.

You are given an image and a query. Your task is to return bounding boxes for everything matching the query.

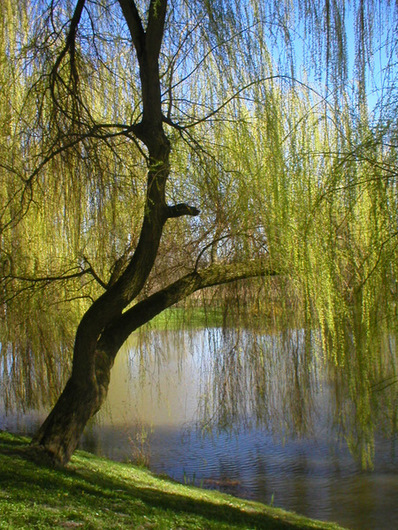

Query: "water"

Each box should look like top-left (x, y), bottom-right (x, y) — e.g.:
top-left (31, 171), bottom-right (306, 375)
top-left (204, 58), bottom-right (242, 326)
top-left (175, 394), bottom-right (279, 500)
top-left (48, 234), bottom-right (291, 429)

top-left (1, 328), bottom-right (398, 529)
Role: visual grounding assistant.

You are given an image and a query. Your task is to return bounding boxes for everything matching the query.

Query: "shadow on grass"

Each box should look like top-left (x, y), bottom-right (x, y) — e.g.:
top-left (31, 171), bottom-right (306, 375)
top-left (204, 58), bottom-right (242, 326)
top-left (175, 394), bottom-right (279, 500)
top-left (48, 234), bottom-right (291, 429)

top-left (0, 432), bottom-right (336, 529)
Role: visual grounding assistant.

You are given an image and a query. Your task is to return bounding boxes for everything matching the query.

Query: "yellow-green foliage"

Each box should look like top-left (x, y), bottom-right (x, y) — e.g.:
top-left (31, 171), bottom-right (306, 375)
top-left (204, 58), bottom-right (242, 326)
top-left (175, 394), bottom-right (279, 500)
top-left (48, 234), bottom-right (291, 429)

top-left (220, 85), bottom-right (397, 467)
top-left (0, 0), bottom-right (397, 467)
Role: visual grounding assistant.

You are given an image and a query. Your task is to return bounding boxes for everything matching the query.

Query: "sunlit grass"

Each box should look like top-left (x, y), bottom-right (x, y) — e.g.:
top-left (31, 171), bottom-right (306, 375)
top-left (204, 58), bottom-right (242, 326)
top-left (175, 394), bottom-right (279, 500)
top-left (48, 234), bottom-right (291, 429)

top-left (0, 431), bottom-right (346, 529)
top-left (143, 305), bottom-right (226, 330)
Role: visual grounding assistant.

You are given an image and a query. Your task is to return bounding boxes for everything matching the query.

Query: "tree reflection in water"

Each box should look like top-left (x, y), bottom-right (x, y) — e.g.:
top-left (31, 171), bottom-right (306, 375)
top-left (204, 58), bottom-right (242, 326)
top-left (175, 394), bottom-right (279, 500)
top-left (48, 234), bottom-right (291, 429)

top-left (1, 324), bottom-right (398, 528)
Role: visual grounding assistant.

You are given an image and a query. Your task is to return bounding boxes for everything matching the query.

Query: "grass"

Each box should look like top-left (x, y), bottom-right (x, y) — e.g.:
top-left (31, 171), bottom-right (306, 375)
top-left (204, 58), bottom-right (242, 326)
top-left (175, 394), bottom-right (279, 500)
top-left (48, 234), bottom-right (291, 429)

top-left (0, 431), bottom-right (346, 530)
top-left (143, 306), bottom-right (225, 330)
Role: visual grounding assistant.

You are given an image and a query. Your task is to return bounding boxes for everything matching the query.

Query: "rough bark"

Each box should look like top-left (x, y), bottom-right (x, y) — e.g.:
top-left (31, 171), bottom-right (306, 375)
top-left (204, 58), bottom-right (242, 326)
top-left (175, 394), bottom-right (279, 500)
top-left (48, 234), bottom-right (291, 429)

top-left (30, 377), bottom-right (107, 465)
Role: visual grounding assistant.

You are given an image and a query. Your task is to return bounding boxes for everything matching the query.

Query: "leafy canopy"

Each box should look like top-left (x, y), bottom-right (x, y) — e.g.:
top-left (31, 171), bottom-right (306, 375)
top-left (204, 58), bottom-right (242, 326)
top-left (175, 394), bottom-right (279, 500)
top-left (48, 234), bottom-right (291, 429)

top-left (0, 0), bottom-right (397, 465)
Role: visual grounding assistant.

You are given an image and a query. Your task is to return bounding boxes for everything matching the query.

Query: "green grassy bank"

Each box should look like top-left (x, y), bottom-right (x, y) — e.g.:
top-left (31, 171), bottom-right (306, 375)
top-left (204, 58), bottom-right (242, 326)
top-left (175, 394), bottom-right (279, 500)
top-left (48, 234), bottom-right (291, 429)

top-left (0, 432), bottom-right (345, 529)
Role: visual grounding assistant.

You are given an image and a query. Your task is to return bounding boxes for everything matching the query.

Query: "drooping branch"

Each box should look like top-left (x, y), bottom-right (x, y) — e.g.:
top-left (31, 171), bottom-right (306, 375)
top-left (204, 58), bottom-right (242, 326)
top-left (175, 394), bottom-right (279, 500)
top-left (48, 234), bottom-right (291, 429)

top-left (51, 0), bottom-right (86, 78)
top-left (49, 0), bottom-right (88, 121)
top-left (99, 257), bottom-right (277, 354)
top-left (162, 76), bottom-right (326, 130)
top-left (3, 268), bottom-right (92, 285)
top-left (0, 264), bottom-right (106, 305)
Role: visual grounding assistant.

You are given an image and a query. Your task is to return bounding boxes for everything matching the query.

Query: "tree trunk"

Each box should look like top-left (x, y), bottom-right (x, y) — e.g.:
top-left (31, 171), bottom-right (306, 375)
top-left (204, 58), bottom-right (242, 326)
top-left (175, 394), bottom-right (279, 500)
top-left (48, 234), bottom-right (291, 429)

top-left (31, 344), bottom-right (114, 465)
top-left (31, 380), bottom-right (101, 465)
top-left (29, 0), bottom-right (275, 466)
top-left (30, 259), bottom-right (273, 465)
top-left (30, 0), bottom-right (175, 465)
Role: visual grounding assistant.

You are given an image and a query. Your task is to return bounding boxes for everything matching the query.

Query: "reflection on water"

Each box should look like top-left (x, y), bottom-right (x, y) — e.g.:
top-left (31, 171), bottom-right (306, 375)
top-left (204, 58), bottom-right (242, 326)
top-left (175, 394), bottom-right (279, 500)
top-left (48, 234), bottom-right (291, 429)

top-left (1, 328), bottom-right (398, 530)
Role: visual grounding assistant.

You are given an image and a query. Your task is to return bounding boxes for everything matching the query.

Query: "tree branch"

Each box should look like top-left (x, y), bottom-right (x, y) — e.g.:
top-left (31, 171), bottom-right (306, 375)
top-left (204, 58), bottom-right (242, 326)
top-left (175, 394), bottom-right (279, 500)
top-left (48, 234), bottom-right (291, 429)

top-left (117, 0), bottom-right (145, 57)
top-left (100, 258), bottom-right (276, 353)
top-left (3, 267), bottom-right (90, 285)
top-left (146, 0), bottom-right (168, 60)
top-left (163, 76), bottom-right (328, 130)
top-left (51, 0), bottom-right (86, 77)
top-left (167, 203), bottom-right (200, 218)
top-left (82, 257), bottom-right (108, 290)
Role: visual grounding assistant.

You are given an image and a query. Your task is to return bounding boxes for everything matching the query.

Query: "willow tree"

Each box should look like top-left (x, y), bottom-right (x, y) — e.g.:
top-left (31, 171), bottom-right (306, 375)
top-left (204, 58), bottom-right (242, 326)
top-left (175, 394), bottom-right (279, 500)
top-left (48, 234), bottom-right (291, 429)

top-left (1, 0), bottom-right (397, 465)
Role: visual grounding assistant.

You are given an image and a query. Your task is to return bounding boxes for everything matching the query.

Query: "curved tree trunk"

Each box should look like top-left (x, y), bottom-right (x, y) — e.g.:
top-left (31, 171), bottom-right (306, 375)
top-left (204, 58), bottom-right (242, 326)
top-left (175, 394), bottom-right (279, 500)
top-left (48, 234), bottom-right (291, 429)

top-left (31, 377), bottom-right (107, 465)
top-left (30, 0), bottom-right (276, 465)
top-left (32, 326), bottom-right (122, 464)
top-left (31, 259), bottom-right (273, 465)
top-left (31, 0), bottom-right (172, 465)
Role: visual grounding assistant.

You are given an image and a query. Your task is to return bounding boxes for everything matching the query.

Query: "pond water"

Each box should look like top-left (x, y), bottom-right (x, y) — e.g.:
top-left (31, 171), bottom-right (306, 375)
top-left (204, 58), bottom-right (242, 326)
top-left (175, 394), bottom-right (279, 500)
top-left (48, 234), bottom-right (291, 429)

top-left (1, 328), bottom-right (398, 529)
